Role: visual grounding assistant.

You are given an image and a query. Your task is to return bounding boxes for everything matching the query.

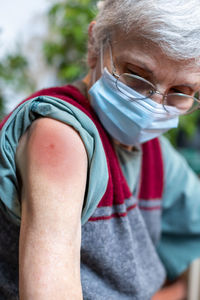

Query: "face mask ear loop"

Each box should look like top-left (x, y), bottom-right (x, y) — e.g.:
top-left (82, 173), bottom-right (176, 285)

top-left (92, 42), bottom-right (104, 85)
top-left (100, 43), bottom-right (104, 74)
top-left (92, 67), bottom-right (97, 85)
top-left (108, 42), bottom-right (116, 74)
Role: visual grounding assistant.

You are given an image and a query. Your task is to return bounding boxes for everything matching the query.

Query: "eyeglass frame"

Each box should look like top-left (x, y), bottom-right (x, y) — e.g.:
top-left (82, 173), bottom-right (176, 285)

top-left (100, 41), bottom-right (200, 115)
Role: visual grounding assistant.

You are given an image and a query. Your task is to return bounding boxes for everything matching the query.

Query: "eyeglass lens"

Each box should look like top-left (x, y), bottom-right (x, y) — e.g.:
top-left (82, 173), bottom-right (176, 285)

top-left (117, 74), bottom-right (199, 114)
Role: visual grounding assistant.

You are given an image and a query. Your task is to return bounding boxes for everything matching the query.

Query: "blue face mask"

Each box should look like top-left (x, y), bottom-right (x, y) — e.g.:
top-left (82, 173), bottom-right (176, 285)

top-left (89, 67), bottom-right (179, 146)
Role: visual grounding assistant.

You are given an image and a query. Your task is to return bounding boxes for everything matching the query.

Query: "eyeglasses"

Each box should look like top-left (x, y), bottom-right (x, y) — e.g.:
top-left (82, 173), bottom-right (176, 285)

top-left (106, 43), bottom-right (200, 115)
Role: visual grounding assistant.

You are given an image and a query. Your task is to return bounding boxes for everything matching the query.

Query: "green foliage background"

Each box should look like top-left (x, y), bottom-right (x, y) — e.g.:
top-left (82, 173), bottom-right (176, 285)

top-left (44, 0), bottom-right (97, 83)
top-left (0, 49), bottom-right (35, 118)
top-left (0, 0), bottom-right (199, 150)
top-left (0, 0), bottom-right (97, 117)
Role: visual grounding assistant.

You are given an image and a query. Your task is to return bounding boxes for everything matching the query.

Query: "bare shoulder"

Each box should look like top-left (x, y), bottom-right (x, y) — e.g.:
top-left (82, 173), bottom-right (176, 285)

top-left (16, 117), bottom-right (88, 181)
top-left (16, 117), bottom-right (88, 222)
top-left (16, 117), bottom-right (88, 175)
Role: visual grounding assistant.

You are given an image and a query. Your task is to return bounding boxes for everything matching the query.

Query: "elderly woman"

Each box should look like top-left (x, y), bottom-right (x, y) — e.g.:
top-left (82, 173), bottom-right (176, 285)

top-left (0, 0), bottom-right (200, 299)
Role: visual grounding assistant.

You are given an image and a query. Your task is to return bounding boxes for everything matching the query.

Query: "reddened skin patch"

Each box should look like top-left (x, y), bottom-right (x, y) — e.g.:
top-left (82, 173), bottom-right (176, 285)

top-left (20, 118), bottom-right (87, 185)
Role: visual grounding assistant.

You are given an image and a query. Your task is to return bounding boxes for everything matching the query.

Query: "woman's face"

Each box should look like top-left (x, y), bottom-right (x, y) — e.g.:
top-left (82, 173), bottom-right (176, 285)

top-left (88, 34), bottom-right (200, 104)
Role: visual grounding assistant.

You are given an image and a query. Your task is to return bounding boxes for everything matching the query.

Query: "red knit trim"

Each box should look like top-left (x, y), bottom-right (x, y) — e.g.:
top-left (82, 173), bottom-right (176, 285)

top-left (89, 203), bottom-right (137, 222)
top-left (138, 138), bottom-right (164, 200)
top-left (139, 206), bottom-right (161, 211)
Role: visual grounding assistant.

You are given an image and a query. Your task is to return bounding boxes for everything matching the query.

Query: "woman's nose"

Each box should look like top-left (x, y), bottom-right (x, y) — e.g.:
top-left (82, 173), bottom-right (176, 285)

top-left (150, 90), bottom-right (164, 104)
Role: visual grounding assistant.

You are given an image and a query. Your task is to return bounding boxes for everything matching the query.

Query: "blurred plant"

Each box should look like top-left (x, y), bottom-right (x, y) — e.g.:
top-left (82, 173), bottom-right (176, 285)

top-left (0, 50), bottom-right (36, 90)
top-left (0, 92), bottom-right (4, 119)
top-left (0, 0), bottom-right (96, 118)
top-left (165, 109), bottom-right (200, 147)
top-left (43, 0), bottom-right (97, 83)
top-left (0, 48), bottom-right (36, 118)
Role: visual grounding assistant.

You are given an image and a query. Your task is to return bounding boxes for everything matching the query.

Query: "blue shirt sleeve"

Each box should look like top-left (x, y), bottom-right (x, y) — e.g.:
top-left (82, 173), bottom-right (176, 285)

top-left (157, 135), bottom-right (200, 280)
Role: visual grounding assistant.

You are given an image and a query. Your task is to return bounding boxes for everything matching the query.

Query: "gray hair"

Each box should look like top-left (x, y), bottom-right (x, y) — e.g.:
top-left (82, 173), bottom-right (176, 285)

top-left (93, 0), bottom-right (200, 61)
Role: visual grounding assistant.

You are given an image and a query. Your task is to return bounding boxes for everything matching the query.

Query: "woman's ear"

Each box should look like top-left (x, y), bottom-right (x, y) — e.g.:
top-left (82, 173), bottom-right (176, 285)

top-left (87, 21), bottom-right (98, 68)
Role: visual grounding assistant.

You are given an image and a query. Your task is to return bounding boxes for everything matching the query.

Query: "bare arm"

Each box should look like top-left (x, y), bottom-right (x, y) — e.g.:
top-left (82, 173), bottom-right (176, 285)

top-left (16, 118), bottom-right (88, 300)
